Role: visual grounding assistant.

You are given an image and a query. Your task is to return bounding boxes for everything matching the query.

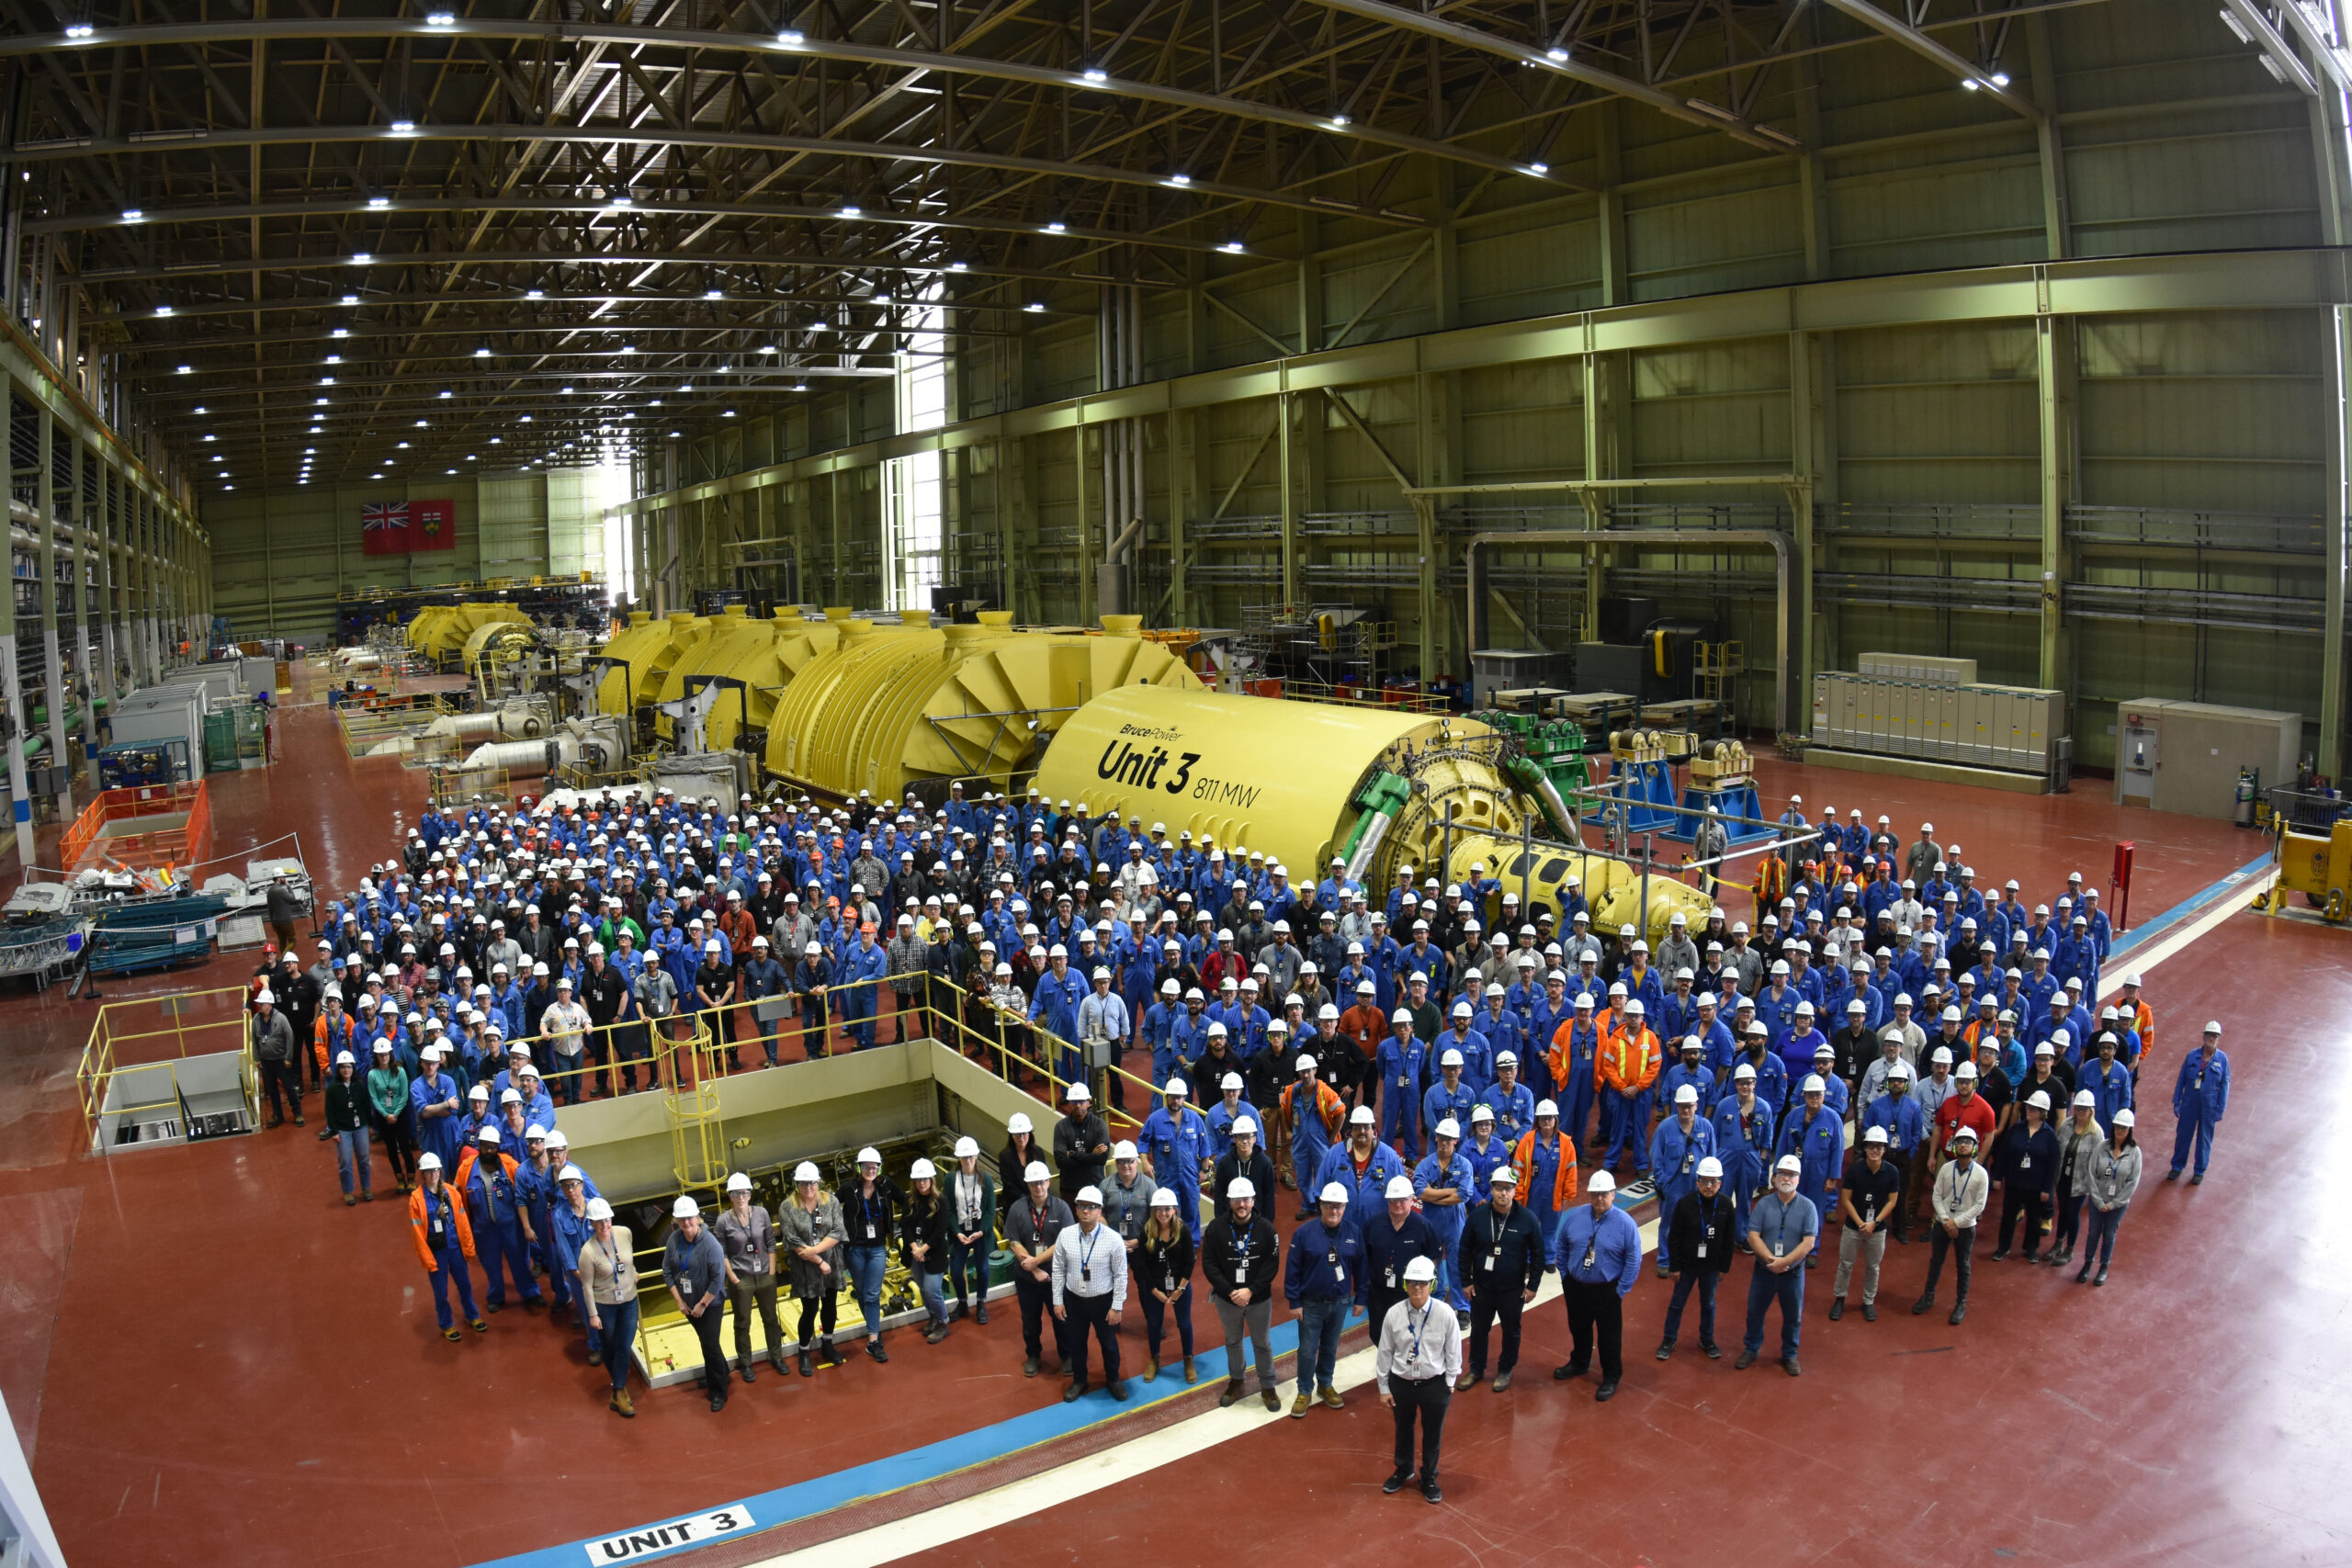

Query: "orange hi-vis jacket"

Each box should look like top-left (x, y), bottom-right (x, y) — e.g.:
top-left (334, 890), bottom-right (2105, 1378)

top-left (1510, 1128), bottom-right (1582, 1212)
top-left (1598, 1026), bottom-right (1663, 1096)
top-left (1282, 1077), bottom-right (1347, 1143)
top-left (408, 1178), bottom-right (477, 1271)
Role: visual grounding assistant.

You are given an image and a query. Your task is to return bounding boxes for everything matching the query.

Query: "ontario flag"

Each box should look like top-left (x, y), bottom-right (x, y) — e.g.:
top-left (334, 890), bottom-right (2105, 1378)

top-left (360, 498), bottom-right (457, 555)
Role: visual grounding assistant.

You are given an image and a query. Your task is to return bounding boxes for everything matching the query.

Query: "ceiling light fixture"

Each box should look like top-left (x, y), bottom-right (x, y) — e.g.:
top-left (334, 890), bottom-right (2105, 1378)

top-left (65, 22), bottom-right (94, 39)
top-left (176, 364), bottom-right (192, 374)
top-left (368, 196), bottom-right (390, 210)
top-left (122, 208), bottom-right (144, 222)
top-left (1081, 66), bottom-right (1109, 84)
top-left (1218, 240), bottom-right (1243, 254)
top-left (341, 293), bottom-right (359, 305)
top-left (352, 252), bottom-right (373, 263)
top-left (390, 119), bottom-right (416, 135)
top-left (776, 28), bottom-right (805, 45)
top-left (840, 204), bottom-right (862, 217)
top-left (526, 288), bottom-right (544, 299)
top-left (1166, 174), bottom-right (1192, 186)
top-left (154, 303), bottom-right (173, 316)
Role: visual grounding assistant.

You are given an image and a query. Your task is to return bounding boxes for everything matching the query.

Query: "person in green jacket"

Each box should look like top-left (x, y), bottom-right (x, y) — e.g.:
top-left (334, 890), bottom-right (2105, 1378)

top-left (324, 1051), bottom-right (374, 1205)
top-left (366, 1040), bottom-right (419, 1194)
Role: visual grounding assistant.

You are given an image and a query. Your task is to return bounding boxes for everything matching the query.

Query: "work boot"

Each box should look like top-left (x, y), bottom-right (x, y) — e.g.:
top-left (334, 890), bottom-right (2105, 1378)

top-left (2094, 1267), bottom-right (2109, 1285)
top-left (1862, 1303), bottom-right (1877, 1322)
top-left (976, 1301), bottom-right (990, 1325)
top-left (1702, 1342), bottom-right (1722, 1359)
top-left (2046, 1248), bottom-right (2072, 1269)
top-left (1455, 1371), bottom-right (1478, 1393)
top-left (1109, 1380), bottom-right (1129, 1401)
top-left (469, 1317), bottom-right (489, 1334)
top-left (1911, 1295), bottom-right (1934, 1315)
top-left (2076, 1261), bottom-right (2094, 1283)
top-left (610, 1389), bottom-right (635, 1418)
top-left (1143, 1357), bottom-right (1159, 1383)
top-left (360, 1190), bottom-right (374, 1202)
top-left (1827, 1297), bottom-right (1844, 1321)
top-left (1218, 1379), bottom-right (1245, 1408)
top-left (1261, 1388), bottom-right (1281, 1411)
top-left (1183, 1356), bottom-right (1198, 1383)
top-left (741, 1358), bottom-right (757, 1383)
top-left (1323, 1385), bottom-right (1345, 1408)
top-left (924, 1323), bottom-right (948, 1344)
top-left (1023, 1355), bottom-right (1041, 1378)
top-left (1735, 1349), bottom-right (1758, 1370)
top-left (344, 1194), bottom-right (356, 1207)
top-left (820, 1338), bottom-right (844, 1368)
top-left (588, 1348), bottom-right (604, 1367)
top-left (1949, 1300), bottom-right (1967, 1325)
top-left (1291, 1393), bottom-right (1313, 1418)
top-left (797, 1348), bottom-right (814, 1377)
top-left (1062, 1380), bottom-right (1089, 1404)
top-left (771, 1348), bottom-right (791, 1376)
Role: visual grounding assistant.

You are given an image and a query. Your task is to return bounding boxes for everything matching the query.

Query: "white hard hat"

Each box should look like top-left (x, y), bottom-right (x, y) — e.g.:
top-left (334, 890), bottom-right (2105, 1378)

top-left (254, 989), bottom-right (276, 1005)
top-left (1023, 1160), bottom-right (1052, 1184)
top-left (1402, 1256), bottom-right (1438, 1283)
top-left (585, 1197), bottom-right (614, 1221)
top-left (1384, 1176), bottom-right (1416, 1201)
top-left (1440, 1048), bottom-right (1464, 1066)
top-left (1349, 1104), bottom-right (1376, 1125)
top-left (1114, 1140), bottom-right (1138, 1160)
top-left (673, 1195), bottom-right (700, 1218)
top-left (910, 1157), bottom-right (938, 1180)
top-left (1231, 1116), bottom-right (1257, 1138)
top-left (2026, 1089), bottom-right (2052, 1111)
top-left (1673, 1084), bottom-right (1698, 1105)
top-left (794, 1162), bottom-right (822, 1183)
top-left (1534, 1099), bottom-right (1558, 1117)
top-left (726, 1171), bottom-right (753, 1194)
top-left (1587, 1169), bottom-right (1617, 1194)
top-left (1861, 1125), bottom-right (1888, 1145)
top-left (2112, 1108), bottom-right (2136, 1127)
top-left (1775, 1154), bottom-right (1804, 1175)
top-left (1164, 1077), bottom-right (1189, 1097)
top-left (1434, 1117), bottom-right (1461, 1140)
top-left (856, 1146), bottom-right (882, 1166)
top-left (1695, 1156), bottom-right (1724, 1178)
top-left (1065, 1081), bottom-right (1091, 1101)
top-left (1227, 1179), bottom-right (1257, 1201)
top-left (1802, 1074), bottom-right (1826, 1093)
top-left (416, 1153), bottom-right (443, 1172)
top-left (1008, 1112), bottom-right (1033, 1134)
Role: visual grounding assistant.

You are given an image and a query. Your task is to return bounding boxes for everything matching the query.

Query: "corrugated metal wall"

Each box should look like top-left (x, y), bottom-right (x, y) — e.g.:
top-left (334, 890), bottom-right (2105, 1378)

top-left (616, 0), bottom-right (2339, 766)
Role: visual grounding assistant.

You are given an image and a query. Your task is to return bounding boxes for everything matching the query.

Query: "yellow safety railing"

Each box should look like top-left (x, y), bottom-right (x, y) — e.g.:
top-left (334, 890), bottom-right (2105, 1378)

top-left (76, 983), bottom-right (261, 1145)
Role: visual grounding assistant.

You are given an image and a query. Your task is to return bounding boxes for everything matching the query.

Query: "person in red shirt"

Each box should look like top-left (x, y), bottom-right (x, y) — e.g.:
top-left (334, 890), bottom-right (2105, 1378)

top-left (1930, 1062), bottom-right (1999, 1191)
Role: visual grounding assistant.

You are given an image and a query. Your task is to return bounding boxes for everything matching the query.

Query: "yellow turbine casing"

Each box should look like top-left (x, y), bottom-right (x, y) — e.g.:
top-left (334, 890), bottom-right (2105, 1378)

top-left (661, 605), bottom-right (865, 751)
top-left (764, 615), bottom-right (1198, 800)
top-left (594, 610), bottom-right (711, 713)
top-left (406, 602), bottom-right (529, 660)
top-left (1030, 683), bottom-right (1712, 940)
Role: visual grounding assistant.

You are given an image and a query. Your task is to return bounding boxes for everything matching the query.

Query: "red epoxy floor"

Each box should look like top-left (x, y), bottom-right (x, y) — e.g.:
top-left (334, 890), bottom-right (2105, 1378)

top-left (0, 692), bottom-right (2324, 1568)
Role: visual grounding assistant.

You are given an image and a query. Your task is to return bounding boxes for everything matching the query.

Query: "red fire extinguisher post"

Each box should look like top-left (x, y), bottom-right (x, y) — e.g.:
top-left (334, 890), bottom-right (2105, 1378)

top-left (2109, 840), bottom-right (2135, 931)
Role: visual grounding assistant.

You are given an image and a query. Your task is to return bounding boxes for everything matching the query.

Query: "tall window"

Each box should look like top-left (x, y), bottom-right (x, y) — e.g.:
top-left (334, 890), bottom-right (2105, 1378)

top-left (883, 284), bottom-right (947, 613)
top-left (591, 454), bottom-right (636, 606)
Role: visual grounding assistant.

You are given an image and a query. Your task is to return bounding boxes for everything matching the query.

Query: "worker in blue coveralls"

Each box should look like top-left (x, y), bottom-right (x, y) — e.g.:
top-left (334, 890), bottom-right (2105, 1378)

top-left (1414, 1118), bottom-right (1475, 1313)
top-left (1140, 1077), bottom-right (1213, 1240)
top-left (1422, 1049), bottom-right (1476, 1153)
top-left (1647, 1084), bottom-right (1716, 1277)
top-left (1459, 1105), bottom-right (1513, 1192)
top-left (2168, 1021), bottom-right (2229, 1184)
top-left (457, 1124), bottom-right (541, 1310)
top-left (1712, 1061), bottom-right (1777, 1237)
top-left (2080, 1031), bottom-right (2134, 1129)
top-left (1658, 1038), bottom-right (1713, 1126)
top-left (833, 921), bottom-right (891, 1051)
top-left (1484, 1053), bottom-right (1535, 1145)
top-left (1027, 943), bottom-right (1087, 1080)
top-left (1378, 1009), bottom-right (1430, 1162)
top-left (1316, 1106), bottom-right (1409, 1235)
top-left (1773, 1075), bottom-right (1844, 1266)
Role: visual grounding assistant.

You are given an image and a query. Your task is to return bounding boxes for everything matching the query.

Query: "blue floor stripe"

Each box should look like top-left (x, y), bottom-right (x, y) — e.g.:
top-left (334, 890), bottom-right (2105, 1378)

top-left (2104, 852), bottom-right (2272, 966)
top-left (483, 852), bottom-right (2273, 1568)
top-left (474, 1305), bottom-right (1344, 1568)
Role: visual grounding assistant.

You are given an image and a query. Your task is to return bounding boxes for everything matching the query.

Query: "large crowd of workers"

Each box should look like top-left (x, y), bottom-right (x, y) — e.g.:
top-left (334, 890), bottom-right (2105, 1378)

top-left (248, 781), bottom-right (2227, 1489)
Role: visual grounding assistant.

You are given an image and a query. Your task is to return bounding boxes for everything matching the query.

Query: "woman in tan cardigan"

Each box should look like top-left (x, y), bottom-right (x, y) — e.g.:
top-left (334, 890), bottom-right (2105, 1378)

top-left (576, 1199), bottom-right (641, 1416)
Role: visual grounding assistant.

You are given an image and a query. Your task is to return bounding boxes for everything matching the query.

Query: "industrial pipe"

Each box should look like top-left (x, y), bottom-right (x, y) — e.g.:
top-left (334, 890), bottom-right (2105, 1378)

top-left (1462, 527), bottom-right (1793, 732)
